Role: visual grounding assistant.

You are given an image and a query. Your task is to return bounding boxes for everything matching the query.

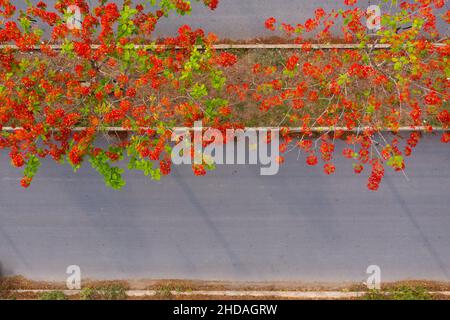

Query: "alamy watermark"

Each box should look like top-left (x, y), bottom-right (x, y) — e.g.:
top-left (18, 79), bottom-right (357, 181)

top-left (66, 265), bottom-right (81, 290)
top-left (66, 5), bottom-right (82, 30)
top-left (171, 121), bottom-right (280, 176)
top-left (64, 4), bottom-right (382, 32)
top-left (367, 5), bottom-right (382, 31)
top-left (365, 265), bottom-right (381, 290)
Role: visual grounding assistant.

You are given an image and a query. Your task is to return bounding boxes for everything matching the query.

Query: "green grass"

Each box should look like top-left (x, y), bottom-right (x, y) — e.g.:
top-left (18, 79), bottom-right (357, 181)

top-left (79, 284), bottom-right (127, 300)
top-left (38, 291), bottom-right (68, 300)
top-left (363, 286), bottom-right (432, 300)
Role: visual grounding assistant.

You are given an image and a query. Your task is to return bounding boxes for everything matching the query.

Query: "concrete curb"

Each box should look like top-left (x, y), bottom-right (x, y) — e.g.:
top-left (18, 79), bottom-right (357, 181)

top-left (1, 126), bottom-right (446, 133)
top-left (0, 43), bottom-right (446, 51)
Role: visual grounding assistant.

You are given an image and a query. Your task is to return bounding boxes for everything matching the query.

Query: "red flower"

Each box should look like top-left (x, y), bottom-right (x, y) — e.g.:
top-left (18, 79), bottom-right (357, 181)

top-left (315, 8), bottom-right (326, 20)
top-left (367, 161), bottom-right (385, 191)
top-left (344, 0), bottom-right (358, 6)
top-left (433, 0), bottom-right (445, 8)
top-left (204, 0), bottom-right (219, 10)
top-left (424, 91), bottom-right (441, 106)
top-left (69, 146), bottom-right (83, 166)
top-left (304, 18), bottom-right (318, 32)
top-left (286, 55), bottom-right (299, 71)
top-left (293, 99), bottom-right (304, 110)
top-left (20, 176), bottom-right (32, 188)
top-left (437, 110), bottom-right (449, 125)
top-left (217, 52), bottom-right (237, 67)
top-left (73, 42), bottom-right (91, 59)
top-left (308, 91), bottom-right (319, 102)
top-left (324, 163), bottom-right (336, 175)
top-left (174, 0), bottom-right (191, 12)
top-left (106, 151), bottom-right (120, 162)
top-left (306, 154), bottom-right (318, 166)
top-left (343, 148), bottom-right (354, 159)
top-left (10, 152), bottom-right (25, 167)
top-left (265, 17), bottom-right (277, 31)
top-left (353, 163), bottom-right (364, 174)
top-left (160, 159), bottom-right (172, 175)
top-left (126, 88), bottom-right (137, 97)
top-left (21, 77), bottom-right (35, 88)
top-left (192, 164), bottom-right (206, 176)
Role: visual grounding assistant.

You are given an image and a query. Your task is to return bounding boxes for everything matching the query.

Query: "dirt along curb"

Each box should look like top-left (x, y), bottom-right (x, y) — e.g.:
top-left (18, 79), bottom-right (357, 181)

top-left (3, 277), bottom-right (450, 300)
top-left (3, 289), bottom-right (450, 300)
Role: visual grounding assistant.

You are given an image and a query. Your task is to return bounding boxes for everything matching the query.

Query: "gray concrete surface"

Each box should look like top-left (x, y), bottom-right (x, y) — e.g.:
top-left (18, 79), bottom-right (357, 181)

top-left (16, 1), bottom-right (449, 39)
top-left (0, 134), bottom-right (449, 282)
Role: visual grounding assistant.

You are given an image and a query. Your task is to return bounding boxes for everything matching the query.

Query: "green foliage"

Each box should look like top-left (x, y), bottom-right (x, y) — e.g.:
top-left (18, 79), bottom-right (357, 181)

top-left (128, 156), bottom-right (162, 181)
top-left (61, 40), bottom-right (75, 58)
top-left (337, 73), bottom-right (350, 86)
top-left (80, 284), bottom-right (127, 300)
top-left (98, 284), bottom-right (127, 300)
top-left (204, 98), bottom-right (228, 117)
top-left (211, 70), bottom-right (226, 90)
top-left (80, 287), bottom-right (98, 300)
top-left (190, 83), bottom-right (208, 99)
top-left (363, 289), bottom-right (389, 300)
top-left (89, 151), bottom-right (126, 190)
top-left (127, 141), bottom-right (162, 181)
top-left (38, 291), bottom-right (68, 300)
top-left (19, 16), bottom-right (31, 33)
top-left (149, 0), bottom-right (214, 16)
top-left (155, 286), bottom-right (174, 299)
top-left (387, 155), bottom-right (404, 168)
top-left (24, 155), bottom-right (41, 180)
top-left (118, 5), bottom-right (138, 37)
top-left (363, 286), bottom-right (432, 300)
top-left (391, 286), bottom-right (431, 300)
top-left (181, 47), bottom-right (212, 81)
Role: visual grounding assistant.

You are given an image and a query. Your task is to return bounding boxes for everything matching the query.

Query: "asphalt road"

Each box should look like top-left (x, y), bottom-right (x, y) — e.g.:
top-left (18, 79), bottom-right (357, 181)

top-left (0, 134), bottom-right (449, 283)
top-left (16, 0), bottom-right (449, 39)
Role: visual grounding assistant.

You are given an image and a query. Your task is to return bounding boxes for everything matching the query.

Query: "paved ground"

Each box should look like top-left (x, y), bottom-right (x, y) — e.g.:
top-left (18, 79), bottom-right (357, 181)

top-left (16, 1), bottom-right (449, 39)
top-left (0, 134), bottom-right (449, 283)
top-left (2, 0), bottom-right (450, 284)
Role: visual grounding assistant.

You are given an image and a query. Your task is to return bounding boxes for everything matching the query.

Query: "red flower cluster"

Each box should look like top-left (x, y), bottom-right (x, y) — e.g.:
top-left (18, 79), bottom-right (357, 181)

top-left (204, 0), bottom-right (219, 10)
top-left (344, 0), bottom-right (358, 6)
top-left (323, 163), bottom-right (336, 175)
top-left (174, 0), bottom-right (191, 12)
top-left (265, 17), bottom-right (277, 31)
top-left (286, 55), bottom-right (299, 71)
top-left (192, 164), bottom-right (206, 176)
top-left (368, 161), bottom-right (385, 191)
top-left (10, 152), bottom-right (24, 167)
top-left (217, 52), bottom-right (238, 67)
top-left (74, 42), bottom-right (91, 59)
top-left (0, 0), bottom-right (448, 192)
top-left (306, 154), bottom-right (318, 166)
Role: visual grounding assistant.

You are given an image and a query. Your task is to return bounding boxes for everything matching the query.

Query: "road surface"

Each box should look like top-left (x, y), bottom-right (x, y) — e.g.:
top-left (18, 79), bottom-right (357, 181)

top-left (0, 134), bottom-right (449, 283)
top-left (15, 0), bottom-right (449, 39)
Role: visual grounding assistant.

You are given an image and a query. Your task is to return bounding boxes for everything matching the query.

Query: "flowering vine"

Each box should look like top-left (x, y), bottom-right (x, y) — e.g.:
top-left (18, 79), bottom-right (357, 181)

top-left (243, 0), bottom-right (449, 190)
top-left (0, 0), bottom-right (448, 191)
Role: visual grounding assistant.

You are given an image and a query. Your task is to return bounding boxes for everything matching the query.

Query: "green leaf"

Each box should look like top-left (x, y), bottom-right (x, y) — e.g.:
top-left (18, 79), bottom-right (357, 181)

top-left (190, 83), bottom-right (208, 99)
